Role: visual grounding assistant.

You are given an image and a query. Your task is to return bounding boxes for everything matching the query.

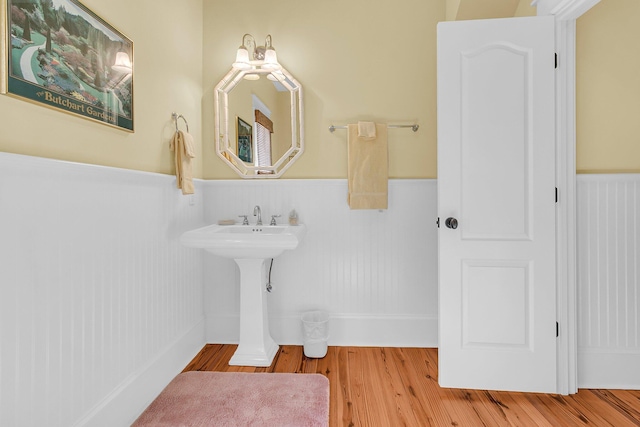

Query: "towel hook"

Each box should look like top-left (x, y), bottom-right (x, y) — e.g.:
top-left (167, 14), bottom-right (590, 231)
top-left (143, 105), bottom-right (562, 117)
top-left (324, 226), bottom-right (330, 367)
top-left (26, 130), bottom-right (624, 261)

top-left (171, 112), bottom-right (189, 133)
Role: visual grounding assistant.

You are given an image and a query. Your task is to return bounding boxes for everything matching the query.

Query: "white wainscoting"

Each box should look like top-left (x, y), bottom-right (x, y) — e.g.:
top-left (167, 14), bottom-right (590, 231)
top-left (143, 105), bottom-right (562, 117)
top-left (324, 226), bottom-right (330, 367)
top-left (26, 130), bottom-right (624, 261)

top-left (0, 153), bottom-right (205, 427)
top-left (201, 176), bottom-right (640, 389)
top-left (201, 179), bottom-right (439, 347)
top-left (577, 174), bottom-right (640, 389)
top-left (1, 152), bottom-right (636, 427)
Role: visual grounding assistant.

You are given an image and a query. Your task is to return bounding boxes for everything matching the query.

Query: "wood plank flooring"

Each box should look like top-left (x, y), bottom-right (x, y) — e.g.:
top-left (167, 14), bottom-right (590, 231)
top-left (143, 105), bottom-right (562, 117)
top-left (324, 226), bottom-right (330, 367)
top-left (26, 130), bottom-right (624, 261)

top-left (182, 345), bottom-right (640, 426)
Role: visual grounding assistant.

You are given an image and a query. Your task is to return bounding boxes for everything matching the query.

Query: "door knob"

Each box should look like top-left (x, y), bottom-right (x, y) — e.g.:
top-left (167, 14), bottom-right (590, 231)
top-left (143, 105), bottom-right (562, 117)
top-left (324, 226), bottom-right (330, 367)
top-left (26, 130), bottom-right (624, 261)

top-left (445, 217), bottom-right (458, 229)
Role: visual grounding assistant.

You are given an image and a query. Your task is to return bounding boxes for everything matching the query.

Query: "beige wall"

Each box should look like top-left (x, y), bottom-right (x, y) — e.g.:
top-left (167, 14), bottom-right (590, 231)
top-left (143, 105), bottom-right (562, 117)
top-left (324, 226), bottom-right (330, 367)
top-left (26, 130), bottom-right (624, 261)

top-left (446, 0), bottom-right (534, 21)
top-left (0, 0), bottom-right (203, 176)
top-left (577, 0), bottom-right (640, 173)
top-left (202, 0), bottom-right (444, 179)
top-left (2, 0), bottom-right (638, 178)
top-left (514, 0), bottom-right (537, 17)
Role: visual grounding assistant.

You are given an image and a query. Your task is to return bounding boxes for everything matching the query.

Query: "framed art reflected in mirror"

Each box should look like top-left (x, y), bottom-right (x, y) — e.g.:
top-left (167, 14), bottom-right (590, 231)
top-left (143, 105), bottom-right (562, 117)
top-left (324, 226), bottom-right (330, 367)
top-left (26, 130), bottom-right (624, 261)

top-left (236, 116), bottom-right (253, 163)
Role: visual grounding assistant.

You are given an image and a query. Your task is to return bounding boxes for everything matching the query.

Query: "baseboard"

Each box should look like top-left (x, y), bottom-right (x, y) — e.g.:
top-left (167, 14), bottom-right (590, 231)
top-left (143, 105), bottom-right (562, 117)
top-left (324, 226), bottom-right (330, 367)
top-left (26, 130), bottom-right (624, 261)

top-left (306, 314), bottom-right (438, 347)
top-left (578, 348), bottom-right (640, 389)
top-left (206, 313), bottom-right (438, 348)
top-left (76, 319), bottom-right (206, 427)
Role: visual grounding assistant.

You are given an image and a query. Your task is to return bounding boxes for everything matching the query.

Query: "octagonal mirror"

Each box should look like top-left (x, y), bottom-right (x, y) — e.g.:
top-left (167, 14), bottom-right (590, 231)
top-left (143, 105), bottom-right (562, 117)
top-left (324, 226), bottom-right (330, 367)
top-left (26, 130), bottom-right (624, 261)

top-left (214, 66), bottom-right (304, 178)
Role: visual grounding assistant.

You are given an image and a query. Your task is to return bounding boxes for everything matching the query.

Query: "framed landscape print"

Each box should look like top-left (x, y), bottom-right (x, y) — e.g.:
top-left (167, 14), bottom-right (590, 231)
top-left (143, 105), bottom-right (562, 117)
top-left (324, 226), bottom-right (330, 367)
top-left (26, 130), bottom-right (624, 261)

top-left (1, 0), bottom-right (134, 131)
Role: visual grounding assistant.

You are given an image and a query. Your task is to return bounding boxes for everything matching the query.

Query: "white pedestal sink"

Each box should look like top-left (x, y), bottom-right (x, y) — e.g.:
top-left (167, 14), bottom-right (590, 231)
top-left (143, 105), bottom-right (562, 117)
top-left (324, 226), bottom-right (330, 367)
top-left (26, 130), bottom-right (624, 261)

top-left (180, 223), bottom-right (307, 367)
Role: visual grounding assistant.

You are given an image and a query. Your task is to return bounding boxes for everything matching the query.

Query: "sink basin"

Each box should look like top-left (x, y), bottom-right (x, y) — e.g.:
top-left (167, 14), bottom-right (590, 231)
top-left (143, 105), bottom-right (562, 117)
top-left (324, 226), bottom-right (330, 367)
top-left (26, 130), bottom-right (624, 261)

top-left (180, 224), bottom-right (307, 259)
top-left (180, 222), bottom-right (307, 367)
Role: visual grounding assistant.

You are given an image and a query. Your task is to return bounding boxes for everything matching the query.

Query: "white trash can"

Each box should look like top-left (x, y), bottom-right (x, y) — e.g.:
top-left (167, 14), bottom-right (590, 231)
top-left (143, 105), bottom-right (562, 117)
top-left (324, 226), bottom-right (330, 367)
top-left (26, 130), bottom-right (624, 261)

top-left (301, 310), bottom-right (329, 358)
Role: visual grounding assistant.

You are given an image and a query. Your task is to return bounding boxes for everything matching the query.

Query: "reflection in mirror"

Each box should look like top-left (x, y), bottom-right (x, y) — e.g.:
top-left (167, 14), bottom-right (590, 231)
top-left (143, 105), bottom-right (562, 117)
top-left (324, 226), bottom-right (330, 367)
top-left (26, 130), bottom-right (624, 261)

top-left (214, 66), bottom-right (304, 178)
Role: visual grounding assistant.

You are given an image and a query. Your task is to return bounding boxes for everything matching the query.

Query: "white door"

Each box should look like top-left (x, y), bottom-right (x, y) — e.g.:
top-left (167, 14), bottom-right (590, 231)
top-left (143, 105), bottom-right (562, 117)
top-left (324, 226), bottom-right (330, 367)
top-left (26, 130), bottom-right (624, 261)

top-left (437, 16), bottom-right (557, 393)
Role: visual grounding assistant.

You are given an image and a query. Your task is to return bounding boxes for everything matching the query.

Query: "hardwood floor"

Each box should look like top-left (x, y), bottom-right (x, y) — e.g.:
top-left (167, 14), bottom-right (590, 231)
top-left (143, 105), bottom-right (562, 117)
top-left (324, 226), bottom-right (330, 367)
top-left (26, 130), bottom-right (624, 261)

top-left (183, 345), bottom-right (640, 426)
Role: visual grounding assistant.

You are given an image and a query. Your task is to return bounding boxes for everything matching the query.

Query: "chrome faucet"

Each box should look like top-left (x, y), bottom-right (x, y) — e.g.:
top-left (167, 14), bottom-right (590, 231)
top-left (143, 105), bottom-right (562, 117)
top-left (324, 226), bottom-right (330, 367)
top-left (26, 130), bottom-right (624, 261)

top-left (253, 205), bottom-right (262, 225)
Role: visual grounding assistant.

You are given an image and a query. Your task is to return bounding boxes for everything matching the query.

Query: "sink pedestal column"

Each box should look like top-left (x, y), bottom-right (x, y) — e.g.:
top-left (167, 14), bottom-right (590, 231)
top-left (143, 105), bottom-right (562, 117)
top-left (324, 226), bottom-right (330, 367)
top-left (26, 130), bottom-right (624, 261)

top-left (229, 258), bottom-right (279, 367)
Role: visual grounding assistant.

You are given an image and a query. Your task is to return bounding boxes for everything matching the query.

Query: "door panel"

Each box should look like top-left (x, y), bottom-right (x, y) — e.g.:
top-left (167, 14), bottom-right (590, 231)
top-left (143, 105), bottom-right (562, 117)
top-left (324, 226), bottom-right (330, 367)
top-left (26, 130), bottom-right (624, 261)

top-left (463, 260), bottom-right (530, 347)
top-left (437, 16), bottom-right (557, 393)
top-left (462, 44), bottom-right (530, 239)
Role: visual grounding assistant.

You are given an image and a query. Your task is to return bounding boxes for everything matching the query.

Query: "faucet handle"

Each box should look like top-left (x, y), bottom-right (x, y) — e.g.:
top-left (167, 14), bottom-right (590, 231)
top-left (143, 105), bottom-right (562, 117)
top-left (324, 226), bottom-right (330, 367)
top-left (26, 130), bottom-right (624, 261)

top-left (270, 214), bottom-right (281, 226)
top-left (238, 215), bottom-right (249, 225)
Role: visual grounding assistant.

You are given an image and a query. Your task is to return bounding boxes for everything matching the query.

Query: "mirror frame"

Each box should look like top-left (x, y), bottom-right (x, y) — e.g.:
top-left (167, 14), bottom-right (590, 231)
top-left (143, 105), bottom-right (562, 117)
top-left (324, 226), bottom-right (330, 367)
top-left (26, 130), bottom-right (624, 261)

top-left (214, 66), bottom-right (304, 178)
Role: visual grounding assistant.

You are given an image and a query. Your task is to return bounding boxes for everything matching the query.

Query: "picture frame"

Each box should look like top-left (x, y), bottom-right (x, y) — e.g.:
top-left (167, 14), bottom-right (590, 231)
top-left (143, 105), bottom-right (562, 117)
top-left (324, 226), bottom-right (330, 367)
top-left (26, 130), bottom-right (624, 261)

top-left (1, 0), bottom-right (134, 132)
top-left (236, 116), bottom-right (253, 163)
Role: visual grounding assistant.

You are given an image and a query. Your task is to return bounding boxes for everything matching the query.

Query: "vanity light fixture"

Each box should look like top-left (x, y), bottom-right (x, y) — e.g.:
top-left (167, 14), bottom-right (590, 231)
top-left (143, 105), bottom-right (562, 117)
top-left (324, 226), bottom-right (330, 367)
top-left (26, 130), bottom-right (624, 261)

top-left (232, 34), bottom-right (280, 77)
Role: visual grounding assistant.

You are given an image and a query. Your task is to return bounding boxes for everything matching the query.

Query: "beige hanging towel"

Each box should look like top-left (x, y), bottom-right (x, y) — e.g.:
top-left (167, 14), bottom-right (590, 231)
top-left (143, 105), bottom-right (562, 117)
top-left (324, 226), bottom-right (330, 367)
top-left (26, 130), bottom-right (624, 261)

top-left (347, 122), bottom-right (388, 209)
top-left (169, 130), bottom-right (195, 195)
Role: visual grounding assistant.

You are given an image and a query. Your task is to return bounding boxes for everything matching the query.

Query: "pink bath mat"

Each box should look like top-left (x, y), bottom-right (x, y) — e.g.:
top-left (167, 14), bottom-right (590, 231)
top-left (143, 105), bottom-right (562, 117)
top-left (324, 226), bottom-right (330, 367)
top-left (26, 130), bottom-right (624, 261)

top-left (132, 371), bottom-right (329, 426)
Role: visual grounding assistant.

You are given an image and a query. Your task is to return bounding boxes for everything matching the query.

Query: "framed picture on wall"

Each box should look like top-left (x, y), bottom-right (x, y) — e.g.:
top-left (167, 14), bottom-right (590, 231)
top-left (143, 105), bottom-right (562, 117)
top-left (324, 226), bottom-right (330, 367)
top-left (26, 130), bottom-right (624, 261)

top-left (1, 0), bottom-right (134, 132)
top-left (236, 116), bottom-right (253, 163)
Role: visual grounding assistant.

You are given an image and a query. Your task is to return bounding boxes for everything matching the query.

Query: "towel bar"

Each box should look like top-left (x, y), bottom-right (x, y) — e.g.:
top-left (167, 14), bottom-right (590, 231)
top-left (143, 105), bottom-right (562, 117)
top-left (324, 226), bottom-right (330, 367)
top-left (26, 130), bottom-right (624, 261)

top-left (329, 124), bottom-right (419, 133)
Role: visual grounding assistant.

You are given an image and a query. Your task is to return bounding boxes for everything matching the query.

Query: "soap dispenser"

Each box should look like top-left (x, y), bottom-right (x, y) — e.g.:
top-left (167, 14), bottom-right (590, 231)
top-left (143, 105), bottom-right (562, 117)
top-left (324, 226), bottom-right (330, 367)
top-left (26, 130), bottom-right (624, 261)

top-left (289, 209), bottom-right (299, 226)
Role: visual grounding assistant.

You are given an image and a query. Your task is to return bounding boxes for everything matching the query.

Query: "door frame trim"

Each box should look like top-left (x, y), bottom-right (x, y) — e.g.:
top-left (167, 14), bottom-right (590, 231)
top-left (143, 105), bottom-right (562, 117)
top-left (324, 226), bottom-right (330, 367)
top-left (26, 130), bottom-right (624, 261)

top-left (533, 0), bottom-right (601, 394)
